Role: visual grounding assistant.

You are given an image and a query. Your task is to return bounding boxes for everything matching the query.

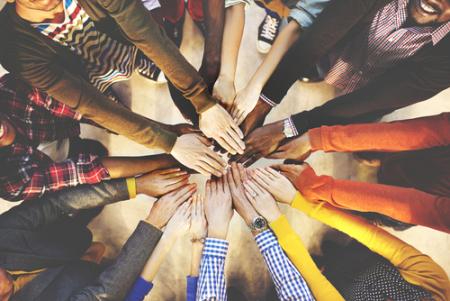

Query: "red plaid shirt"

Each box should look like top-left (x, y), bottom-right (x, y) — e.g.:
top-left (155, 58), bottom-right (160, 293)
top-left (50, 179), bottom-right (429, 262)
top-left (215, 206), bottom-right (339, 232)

top-left (0, 74), bottom-right (109, 201)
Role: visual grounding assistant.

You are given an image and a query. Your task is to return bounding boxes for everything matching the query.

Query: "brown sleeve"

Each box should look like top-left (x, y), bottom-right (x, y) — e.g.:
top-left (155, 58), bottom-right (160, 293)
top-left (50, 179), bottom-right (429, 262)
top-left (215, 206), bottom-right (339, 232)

top-left (97, 0), bottom-right (217, 113)
top-left (308, 113), bottom-right (450, 152)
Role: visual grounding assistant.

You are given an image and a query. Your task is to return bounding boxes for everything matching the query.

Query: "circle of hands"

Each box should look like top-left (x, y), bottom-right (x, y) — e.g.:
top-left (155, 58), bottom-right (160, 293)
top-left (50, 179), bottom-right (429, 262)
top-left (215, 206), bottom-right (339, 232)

top-left (145, 162), bottom-right (310, 240)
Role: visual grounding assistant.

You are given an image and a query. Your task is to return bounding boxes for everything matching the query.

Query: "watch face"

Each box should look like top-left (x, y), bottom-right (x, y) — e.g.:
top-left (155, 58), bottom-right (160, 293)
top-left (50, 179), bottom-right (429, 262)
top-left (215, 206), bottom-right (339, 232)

top-left (253, 216), bottom-right (268, 230)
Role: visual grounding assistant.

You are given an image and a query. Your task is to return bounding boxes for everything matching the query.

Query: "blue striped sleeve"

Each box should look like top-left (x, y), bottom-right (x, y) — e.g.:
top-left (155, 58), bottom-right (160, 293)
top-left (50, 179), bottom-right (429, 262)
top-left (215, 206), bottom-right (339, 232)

top-left (255, 230), bottom-right (315, 301)
top-left (197, 238), bottom-right (229, 301)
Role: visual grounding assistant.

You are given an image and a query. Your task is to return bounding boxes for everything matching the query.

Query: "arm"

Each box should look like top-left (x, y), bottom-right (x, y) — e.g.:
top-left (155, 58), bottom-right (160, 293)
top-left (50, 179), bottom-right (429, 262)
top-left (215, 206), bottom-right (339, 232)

top-left (186, 242), bottom-right (202, 301)
top-left (212, 3), bottom-right (245, 108)
top-left (197, 238), bottom-right (229, 301)
top-left (255, 230), bottom-right (315, 301)
top-left (294, 165), bottom-right (450, 233)
top-left (1, 154), bottom-right (110, 201)
top-left (308, 113), bottom-right (450, 153)
top-left (289, 192), bottom-right (450, 301)
top-left (199, 0), bottom-right (225, 88)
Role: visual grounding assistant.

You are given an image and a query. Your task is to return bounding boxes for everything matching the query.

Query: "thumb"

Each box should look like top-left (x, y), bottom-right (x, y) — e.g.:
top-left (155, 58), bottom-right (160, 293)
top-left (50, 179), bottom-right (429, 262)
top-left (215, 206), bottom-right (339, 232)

top-left (270, 164), bottom-right (291, 172)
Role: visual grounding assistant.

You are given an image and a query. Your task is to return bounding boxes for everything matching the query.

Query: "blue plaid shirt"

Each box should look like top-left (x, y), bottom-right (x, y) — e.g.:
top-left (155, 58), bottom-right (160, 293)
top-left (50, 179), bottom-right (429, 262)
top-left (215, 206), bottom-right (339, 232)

top-left (256, 230), bottom-right (315, 301)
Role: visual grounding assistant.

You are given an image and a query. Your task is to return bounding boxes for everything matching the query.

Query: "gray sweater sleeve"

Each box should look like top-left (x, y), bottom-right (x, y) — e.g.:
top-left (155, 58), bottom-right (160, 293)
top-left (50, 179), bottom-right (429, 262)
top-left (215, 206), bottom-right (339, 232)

top-left (68, 221), bottom-right (163, 301)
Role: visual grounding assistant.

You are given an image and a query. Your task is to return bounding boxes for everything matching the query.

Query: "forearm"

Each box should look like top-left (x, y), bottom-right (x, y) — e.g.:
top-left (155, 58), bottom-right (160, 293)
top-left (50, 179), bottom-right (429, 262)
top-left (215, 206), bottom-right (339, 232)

top-left (190, 242), bottom-right (204, 276)
top-left (308, 113), bottom-right (450, 153)
top-left (294, 166), bottom-right (450, 233)
top-left (247, 21), bottom-right (302, 92)
top-left (218, 4), bottom-right (245, 81)
top-left (201, 0), bottom-right (225, 85)
top-left (101, 154), bottom-right (179, 178)
top-left (139, 232), bottom-right (178, 282)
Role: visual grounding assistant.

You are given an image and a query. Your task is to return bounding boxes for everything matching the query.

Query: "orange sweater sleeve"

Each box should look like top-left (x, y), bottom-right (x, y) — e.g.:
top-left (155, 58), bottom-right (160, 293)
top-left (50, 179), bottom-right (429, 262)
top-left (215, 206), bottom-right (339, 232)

top-left (289, 192), bottom-right (450, 301)
top-left (308, 113), bottom-right (450, 152)
top-left (294, 166), bottom-right (450, 233)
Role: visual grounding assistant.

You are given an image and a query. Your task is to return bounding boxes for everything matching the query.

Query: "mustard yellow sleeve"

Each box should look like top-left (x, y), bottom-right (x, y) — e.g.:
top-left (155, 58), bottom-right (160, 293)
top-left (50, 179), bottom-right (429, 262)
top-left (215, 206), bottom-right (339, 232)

top-left (126, 177), bottom-right (137, 199)
top-left (290, 192), bottom-right (450, 301)
top-left (269, 215), bottom-right (345, 301)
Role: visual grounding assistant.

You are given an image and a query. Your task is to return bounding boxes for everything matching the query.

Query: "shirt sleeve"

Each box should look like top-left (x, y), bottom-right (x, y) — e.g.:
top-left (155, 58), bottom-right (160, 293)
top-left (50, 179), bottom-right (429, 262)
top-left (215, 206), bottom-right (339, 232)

top-left (186, 276), bottom-right (198, 301)
top-left (289, 192), bottom-right (450, 301)
top-left (197, 238), bottom-right (229, 301)
top-left (268, 217), bottom-right (345, 301)
top-left (288, 0), bottom-right (331, 29)
top-left (308, 113), bottom-right (450, 153)
top-left (255, 230), bottom-right (315, 301)
top-left (124, 277), bottom-right (154, 301)
top-left (293, 165), bottom-right (450, 233)
top-left (28, 87), bottom-right (82, 121)
top-left (19, 154), bottom-right (110, 201)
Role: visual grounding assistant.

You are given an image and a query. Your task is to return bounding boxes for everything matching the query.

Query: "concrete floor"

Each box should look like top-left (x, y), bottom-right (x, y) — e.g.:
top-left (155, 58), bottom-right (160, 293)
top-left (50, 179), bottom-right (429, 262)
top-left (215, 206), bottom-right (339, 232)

top-left (1, 3), bottom-right (449, 300)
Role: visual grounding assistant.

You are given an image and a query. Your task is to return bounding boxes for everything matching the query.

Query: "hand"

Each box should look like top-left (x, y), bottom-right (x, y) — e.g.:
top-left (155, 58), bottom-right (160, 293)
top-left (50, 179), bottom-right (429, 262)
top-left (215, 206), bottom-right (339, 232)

top-left (171, 133), bottom-right (227, 177)
top-left (190, 194), bottom-right (207, 240)
top-left (164, 201), bottom-right (192, 238)
top-left (204, 177), bottom-right (234, 239)
top-left (270, 163), bottom-right (310, 185)
top-left (243, 179), bottom-right (282, 223)
top-left (213, 76), bottom-right (236, 110)
top-left (249, 167), bottom-right (296, 204)
top-left (199, 104), bottom-right (245, 155)
top-left (136, 168), bottom-right (190, 197)
top-left (240, 99), bottom-right (272, 136)
top-left (268, 133), bottom-right (312, 161)
top-left (226, 163), bottom-right (259, 226)
top-left (231, 86), bottom-right (261, 125)
top-left (146, 184), bottom-right (197, 229)
top-left (236, 120), bottom-right (285, 167)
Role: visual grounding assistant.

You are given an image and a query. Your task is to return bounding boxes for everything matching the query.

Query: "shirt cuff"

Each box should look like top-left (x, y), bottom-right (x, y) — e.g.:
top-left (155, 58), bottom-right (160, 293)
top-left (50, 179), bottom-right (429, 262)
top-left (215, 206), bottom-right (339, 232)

top-left (260, 93), bottom-right (278, 107)
top-left (283, 117), bottom-right (299, 138)
top-left (125, 276), bottom-right (153, 301)
top-left (308, 127), bottom-right (324, 151)
top-left (126, 177), bottom-right (137, 199)
top-left (255, 230), bottom-right (279, 253)
top-left (203, 238), bottom-right (229, 258)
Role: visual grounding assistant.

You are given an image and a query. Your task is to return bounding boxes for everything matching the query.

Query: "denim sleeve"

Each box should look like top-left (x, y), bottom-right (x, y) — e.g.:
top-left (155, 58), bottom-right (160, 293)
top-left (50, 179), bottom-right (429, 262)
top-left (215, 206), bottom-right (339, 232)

top-left (186, 276), bottom-right (199, 301)
top-left (124, 277), bottom-right (154, 301)
top-left (289, 0), bottom-right (331, 29)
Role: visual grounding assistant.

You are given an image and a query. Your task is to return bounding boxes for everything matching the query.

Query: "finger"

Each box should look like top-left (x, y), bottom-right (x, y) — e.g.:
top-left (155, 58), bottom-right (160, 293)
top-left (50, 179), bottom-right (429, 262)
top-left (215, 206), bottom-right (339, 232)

top-left (216, 137), bottom-right (237, 155)
top-left (252, 170), bottom-right (272, 189)
top-left (166, 178), bottom-right (189, 192)
top-left (265, 167), bottom-right (282, 178)
top-left (205, 180), bottom-right (211, 200)
top-left (237, 148), bottom-right (257, 164)
top-left (242, 153), bottom-right (263, 167)
top-left (225, 127), bottom-right (245, 153)
top-left (222, 173), bottom-right (231, 195)
top-left (243, 181), bottom-right (258, 196)
top-left (197, 135), bottom-right (213, 147)
top-left (259, 168), bottom-right (276, 180)
top-left (194, 164), bottom-right (212, 177)
top-left (246, 179), bottom-right (265, 195)
top-left (270, 164), bottom-right (290, 172)
top-left (230, 118), bottom-right (244, 139)
top-left (159, 168), bottom-right (182, 175)
top-left (236, 110), bottom-right (246, 126)
top-left (163, 175), bottom-right (189, 186)
top-left (267, 151), bottom-right (287, 159)
top-left (202, 153), bottom-right (226, 176)
top-left (211, 178), bottom-right (217, 195)
top-left (226, 170), bottom-right (237, 192)
top-left (174, 184), bottom-right (197, 202)
top-left (162, 170), bottom-right (189, 178)
top-left (237, 163), bottom-right (247, 181)
top-left (192, 194), bottom-right (198, 215)
top-left (205, 147), bottom-right (227, 168)
top-left (197, 160), bottom-right (221, 177)
top-left (229, 163), bottom-right (240, 186)
top-left (244, 189), bottom-right (256, 207)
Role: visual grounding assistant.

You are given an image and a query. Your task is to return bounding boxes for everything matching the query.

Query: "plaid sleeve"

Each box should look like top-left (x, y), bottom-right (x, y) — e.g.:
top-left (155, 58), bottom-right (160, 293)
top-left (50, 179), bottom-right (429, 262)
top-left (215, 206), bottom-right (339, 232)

top-left (12, 154), bottom-right (109, 201)
top-left (28, 88), bottom-right (82, 121)
top-left (197, 238), bottom-right (229, 301)
top-left (255, 230), bottom-right (315, 301)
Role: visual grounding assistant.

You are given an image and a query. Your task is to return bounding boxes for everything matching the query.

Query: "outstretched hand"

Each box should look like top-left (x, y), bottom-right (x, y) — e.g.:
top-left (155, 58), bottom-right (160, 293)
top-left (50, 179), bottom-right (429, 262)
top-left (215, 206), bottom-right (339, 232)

top-left (164, 201), bottom-right (192, 238)
top-left (190, 194), bottom-right (207, 240)
top-left (136, 168), bottom-right (189, 197)
top-left (249, 167), bottom-right (296, 204)
top-left (268, 133), bottom-right (312, 161)
top-left (204, 177), bottom-right (234, 239)
top-left (242, 179), bottom-right (281, 223)
top-left (270, 163), bottom-right (310, 185)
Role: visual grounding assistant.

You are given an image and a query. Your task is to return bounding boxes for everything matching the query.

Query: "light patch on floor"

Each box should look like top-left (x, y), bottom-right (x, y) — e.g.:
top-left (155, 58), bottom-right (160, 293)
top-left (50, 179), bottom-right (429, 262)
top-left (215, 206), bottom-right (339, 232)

top-left (0, 3), bottom-right (449, 300)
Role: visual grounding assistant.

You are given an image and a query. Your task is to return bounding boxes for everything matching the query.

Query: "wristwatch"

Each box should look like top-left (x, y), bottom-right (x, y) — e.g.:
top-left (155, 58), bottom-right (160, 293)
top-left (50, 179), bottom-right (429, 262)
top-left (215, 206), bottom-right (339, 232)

top-left (249, 216), bottom-right (268, 233)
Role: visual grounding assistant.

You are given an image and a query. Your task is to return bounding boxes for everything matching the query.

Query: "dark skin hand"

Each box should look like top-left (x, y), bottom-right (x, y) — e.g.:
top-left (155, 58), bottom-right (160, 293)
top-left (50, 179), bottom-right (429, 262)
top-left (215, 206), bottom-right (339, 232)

top-left (240, 99), bottom-right (272, 136)
top-left (235, 120), bottom-right (285, 167)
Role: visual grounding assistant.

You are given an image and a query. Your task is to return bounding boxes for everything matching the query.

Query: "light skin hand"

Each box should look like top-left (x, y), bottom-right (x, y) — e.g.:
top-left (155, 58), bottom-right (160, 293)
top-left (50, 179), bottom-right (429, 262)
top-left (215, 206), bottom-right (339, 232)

top-left (268, 133), bottom-right (313, 161)
top-left (243, 179), bottom-right (282, 223)
top-left (164, 201), bottom-right (192, 238)
top-left (190, 194), bottom-right (207, 240)
top-left (199, 104), bottom-right (245, 155)
top-left (231, 85), bottom-right (261, 126)
top-left (136, 168), bottom-right (190, 197)
top-left (249, 167), bottom-right (296, 204)
top-left (145, 184), bottom-right (197, 229)
top-left (227, 163), bottom-right (259, 226)
top-left (270, 163), bottom-right (310, 186)
top-left (171, 133), bottom-right (227, 177)
top-left (204, 177), bottom-right (234, 240)
top-left (213, 76), bottom-right (236, 111)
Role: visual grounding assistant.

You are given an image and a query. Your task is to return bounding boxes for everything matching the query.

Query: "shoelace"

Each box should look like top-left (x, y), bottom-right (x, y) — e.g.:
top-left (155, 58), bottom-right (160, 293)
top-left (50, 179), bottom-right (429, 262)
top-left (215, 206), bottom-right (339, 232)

top-left (261, 15), bottom-right (279, 40)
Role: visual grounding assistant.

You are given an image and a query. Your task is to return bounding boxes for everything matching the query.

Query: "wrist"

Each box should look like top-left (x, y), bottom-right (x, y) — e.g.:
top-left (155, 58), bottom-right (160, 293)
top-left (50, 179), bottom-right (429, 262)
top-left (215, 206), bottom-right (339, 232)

top-left (207, 226), bottom-right (228, 240)
top-left (136, 176), bottom-right (156, 197)
top-left (265, 211), bottom-right (282, 224)
top-left (144, 215), bottom-right (164, 229)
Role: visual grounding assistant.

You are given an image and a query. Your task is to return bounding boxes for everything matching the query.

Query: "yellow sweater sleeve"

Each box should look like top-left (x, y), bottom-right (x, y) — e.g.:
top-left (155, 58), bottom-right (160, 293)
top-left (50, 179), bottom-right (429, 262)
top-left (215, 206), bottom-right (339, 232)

top-left (270, 215), bottom-right (345, 301)
top-left (290, 192), bottom-right (450, 301)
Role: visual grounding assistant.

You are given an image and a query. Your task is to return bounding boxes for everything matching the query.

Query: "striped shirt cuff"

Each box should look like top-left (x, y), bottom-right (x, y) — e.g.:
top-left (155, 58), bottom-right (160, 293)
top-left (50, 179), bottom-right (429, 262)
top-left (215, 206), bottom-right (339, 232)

top-left (260, 93), bottom-right (278, 107)
top-left (203, 238), bottom-right (229, 258)
top-left (255, 230), bottom-right (279, 253)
